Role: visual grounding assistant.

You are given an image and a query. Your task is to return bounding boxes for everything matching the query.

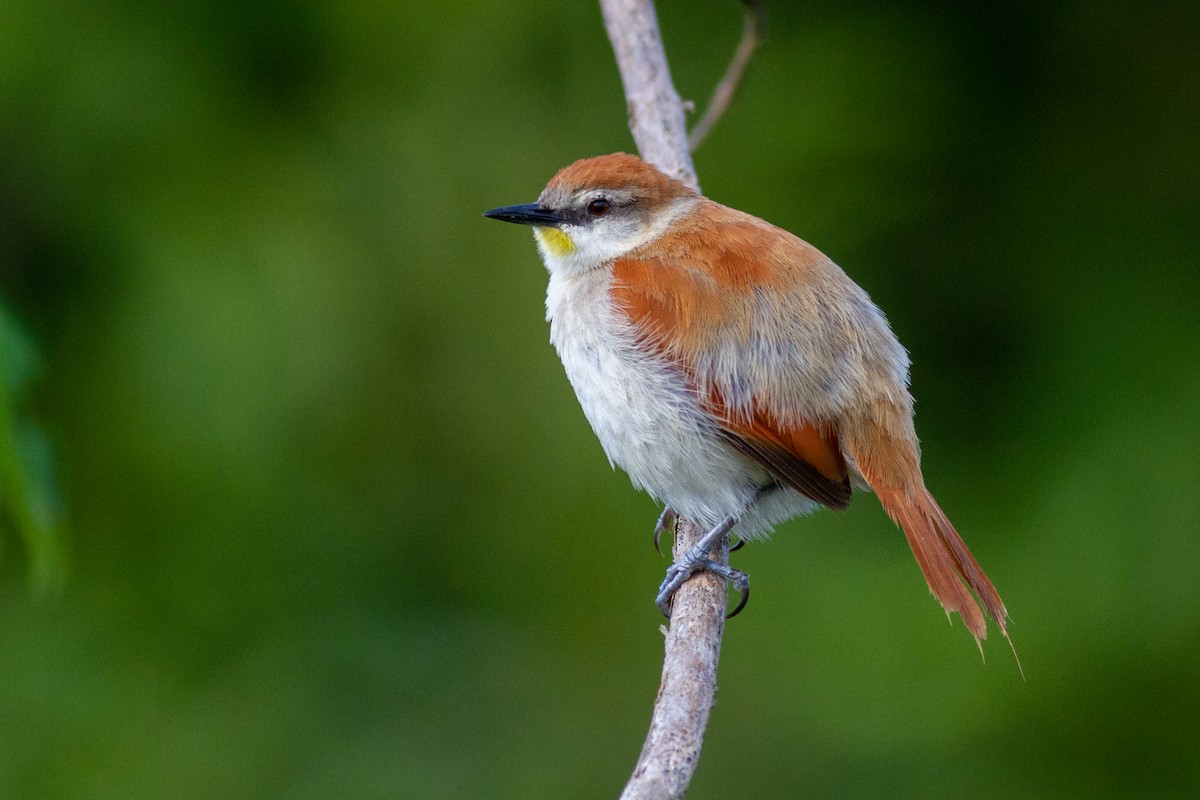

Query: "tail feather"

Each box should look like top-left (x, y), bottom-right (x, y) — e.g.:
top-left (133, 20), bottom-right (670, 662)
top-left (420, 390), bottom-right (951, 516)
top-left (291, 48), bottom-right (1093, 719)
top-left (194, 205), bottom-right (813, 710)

top-left (842, 406), bottom-right (1015, 665)
top-left (876, 485), bottom-right (1009, 645)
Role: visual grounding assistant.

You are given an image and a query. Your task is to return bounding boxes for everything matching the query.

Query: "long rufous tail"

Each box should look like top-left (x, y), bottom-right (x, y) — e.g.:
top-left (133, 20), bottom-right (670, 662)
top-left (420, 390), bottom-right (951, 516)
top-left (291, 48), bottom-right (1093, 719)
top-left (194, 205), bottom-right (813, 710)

top-left (845, 410), bottom-right (1014, 659)
top-left (874, 484), bottom-right (1009, 646)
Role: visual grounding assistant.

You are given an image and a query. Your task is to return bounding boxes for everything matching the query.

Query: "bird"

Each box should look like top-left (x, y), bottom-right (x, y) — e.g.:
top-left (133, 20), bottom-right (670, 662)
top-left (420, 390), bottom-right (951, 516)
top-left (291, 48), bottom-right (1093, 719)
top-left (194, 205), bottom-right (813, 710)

top-left (484, 152), bottom-right (1011, 652)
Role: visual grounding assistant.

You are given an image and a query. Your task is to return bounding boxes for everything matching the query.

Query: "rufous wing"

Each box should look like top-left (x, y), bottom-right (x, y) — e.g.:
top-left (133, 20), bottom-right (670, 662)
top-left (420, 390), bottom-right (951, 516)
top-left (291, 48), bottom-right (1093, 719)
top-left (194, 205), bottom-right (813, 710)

top-left (609, 211), bottom-right (855, 511)
top-left (706, 393), bottom-right (851, 509)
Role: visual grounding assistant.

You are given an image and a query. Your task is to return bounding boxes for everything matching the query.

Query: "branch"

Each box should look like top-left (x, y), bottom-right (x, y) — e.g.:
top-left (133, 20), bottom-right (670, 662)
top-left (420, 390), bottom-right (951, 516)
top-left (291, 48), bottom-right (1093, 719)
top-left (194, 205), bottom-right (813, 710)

top-left (621, 521), bottom-right (729, 800)
top-left (599, 2), bottom-right (730, 798)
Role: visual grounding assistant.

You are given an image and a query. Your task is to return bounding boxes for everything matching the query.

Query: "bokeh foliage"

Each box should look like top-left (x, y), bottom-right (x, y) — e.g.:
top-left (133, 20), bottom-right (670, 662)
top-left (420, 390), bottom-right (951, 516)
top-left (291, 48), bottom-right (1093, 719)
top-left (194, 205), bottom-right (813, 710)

top-left (1, 1), bottom-right (1197, 797)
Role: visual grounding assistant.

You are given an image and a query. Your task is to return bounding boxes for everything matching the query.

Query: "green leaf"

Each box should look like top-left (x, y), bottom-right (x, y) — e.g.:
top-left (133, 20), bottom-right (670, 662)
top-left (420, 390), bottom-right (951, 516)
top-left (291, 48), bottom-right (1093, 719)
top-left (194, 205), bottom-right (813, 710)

top-left (0, 300), bottom-right (67, 596)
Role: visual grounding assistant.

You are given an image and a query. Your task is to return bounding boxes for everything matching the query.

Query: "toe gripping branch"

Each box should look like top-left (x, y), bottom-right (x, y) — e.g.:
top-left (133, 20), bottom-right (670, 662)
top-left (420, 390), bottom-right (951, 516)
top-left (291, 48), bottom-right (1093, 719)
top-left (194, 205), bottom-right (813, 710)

top-left (654, 512), bottom-right (750, 619)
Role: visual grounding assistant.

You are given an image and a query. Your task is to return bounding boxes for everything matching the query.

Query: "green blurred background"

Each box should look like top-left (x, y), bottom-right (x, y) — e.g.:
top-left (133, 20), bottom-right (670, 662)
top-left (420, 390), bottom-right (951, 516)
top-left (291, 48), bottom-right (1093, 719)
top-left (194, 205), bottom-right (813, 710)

top-left (1, 1), bottom-right (1197, 797)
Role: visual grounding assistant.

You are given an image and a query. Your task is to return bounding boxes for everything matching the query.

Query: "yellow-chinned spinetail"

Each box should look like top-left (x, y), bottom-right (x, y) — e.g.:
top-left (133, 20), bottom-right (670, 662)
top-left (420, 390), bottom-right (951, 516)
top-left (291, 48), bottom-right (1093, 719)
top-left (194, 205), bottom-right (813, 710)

top-left (486, 153), bottom-right (1012, 657)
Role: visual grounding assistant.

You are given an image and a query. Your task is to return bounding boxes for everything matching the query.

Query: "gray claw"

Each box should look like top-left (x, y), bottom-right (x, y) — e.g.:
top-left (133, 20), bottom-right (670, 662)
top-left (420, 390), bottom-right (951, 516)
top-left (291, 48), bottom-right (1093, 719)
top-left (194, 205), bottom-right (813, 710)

top-left (652, 507), bottom-right (678, 557)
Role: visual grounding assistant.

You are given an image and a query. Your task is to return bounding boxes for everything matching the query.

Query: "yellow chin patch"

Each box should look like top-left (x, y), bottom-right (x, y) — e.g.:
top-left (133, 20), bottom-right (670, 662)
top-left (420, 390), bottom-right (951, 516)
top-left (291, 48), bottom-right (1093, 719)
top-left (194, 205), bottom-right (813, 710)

top-left (534, 226), bottom-right (575, 257)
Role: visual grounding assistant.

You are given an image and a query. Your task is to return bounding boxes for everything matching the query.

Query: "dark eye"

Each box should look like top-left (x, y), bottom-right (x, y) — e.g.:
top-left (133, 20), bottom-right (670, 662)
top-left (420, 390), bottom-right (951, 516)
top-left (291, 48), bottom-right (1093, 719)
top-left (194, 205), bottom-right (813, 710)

top-left (586, 198), bottom-right (611, 217)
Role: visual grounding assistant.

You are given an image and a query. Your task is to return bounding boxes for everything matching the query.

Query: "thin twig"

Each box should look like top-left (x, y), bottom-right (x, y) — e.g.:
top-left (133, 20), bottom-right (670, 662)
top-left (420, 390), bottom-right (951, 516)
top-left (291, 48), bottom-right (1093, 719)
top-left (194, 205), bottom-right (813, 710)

top-left (688, 0), bottom-right (765, 152)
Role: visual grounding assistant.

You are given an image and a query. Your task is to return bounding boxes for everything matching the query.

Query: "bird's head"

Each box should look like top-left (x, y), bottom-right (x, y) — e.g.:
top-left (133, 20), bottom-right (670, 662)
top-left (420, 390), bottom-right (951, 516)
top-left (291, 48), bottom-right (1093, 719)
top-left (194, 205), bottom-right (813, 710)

top-left (484, 153), bottom-right (698, 274)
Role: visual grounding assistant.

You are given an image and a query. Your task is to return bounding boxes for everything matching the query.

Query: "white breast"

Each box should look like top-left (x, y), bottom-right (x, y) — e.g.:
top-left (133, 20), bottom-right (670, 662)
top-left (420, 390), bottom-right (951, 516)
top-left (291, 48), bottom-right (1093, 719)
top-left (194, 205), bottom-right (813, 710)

top-left (545, 268), bottom-right (819, 536)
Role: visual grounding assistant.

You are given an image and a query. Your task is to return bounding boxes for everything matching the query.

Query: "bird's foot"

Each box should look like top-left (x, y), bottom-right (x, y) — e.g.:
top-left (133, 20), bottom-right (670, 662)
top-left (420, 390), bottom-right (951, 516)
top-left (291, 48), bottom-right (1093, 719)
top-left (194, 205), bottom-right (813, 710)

top-left (655, 515), bottom-right (749, 619)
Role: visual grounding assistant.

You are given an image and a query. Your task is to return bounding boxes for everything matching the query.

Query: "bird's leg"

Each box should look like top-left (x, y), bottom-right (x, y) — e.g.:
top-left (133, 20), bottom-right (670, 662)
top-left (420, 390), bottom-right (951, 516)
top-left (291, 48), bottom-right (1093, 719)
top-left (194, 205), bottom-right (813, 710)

top-left (656, 509), bottom-right (746, 557)
top-left (652, 506), bottom-right (678, 556)
top-left (655, 515), bottom-right (749, 619)
top-left (727, 482), bottom-right (781, 553)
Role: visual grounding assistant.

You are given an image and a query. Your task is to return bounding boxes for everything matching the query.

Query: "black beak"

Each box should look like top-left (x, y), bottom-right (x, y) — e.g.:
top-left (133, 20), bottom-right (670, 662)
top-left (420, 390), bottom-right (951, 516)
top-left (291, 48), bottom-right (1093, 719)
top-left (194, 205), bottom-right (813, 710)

top-left (483, 203), bottom-right (566, 226)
